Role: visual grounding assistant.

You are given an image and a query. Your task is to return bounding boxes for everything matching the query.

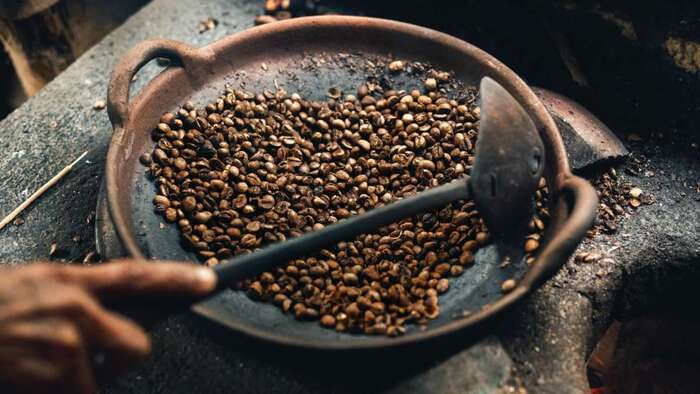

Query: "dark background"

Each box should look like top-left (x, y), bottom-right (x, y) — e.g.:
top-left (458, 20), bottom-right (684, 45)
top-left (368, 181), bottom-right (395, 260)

top-left (2, 0), bottom-right (698, 144)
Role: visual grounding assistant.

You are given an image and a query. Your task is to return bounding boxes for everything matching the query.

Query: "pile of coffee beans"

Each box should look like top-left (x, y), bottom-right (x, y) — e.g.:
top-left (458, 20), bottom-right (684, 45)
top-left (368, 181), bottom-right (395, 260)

top-left (143, 71), bottom-right (548, 335)
top-left (586, 167), bottom-right (651, 238)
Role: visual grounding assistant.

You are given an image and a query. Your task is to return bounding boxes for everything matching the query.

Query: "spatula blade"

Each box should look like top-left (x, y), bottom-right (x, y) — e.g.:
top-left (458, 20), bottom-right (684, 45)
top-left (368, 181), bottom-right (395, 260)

top-left (470, 77), bottom-right (545, 242)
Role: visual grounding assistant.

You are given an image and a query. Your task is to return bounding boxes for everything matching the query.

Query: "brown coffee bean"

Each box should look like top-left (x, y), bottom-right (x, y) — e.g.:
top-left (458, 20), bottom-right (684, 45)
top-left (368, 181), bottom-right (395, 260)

top-left (246, 221), bottom-right (261, 232)
top-left (320, 315), bottom-right (336, 327)
top-left (248, 281), bottom-right (263, 298)
top-left (226, 227), bottom-right (241, 238)
top-left (501, 279), bottom-right (517, 293)
top-left (194, 211), bottom-right (212, 223)
top-left (453, 212), bottom-right (470, 224)
top-left (388, 60), bottom-right (404, 72)
top-left (459, 251), bottom-right (474, 266)
top-left (524, 239), bottom-right (540, 253)
top-left (357, 139), bottom-right (371, 151)
top-left (174, 157), bottom-right (187, 170)
top-left (342, 272), bottom-right (359, 286)
top-left (258, 194), bottom-right (275, 210)
top-left (164, 208), bottom-right (178, 222)
top-left (241, 234), bottom-right (257, 247)
top-left (450, 265), bottom-right (463, 276)
top-left (435, 263), bottom-right (450, 276)
top-left (436, 278), bottom-right (449, 293)
top-left (335, 208), bottom-right (351, 219)
top-left (346, 303), bottom-right (360, 318)
top-left (235, 182), bottom-right (249, 193)
top-left (139, 153), bottom-right (152, 165)
top-left (182, 196), bottom-right (197, 212)
top-left (462, 240), bottom-right (478, 252)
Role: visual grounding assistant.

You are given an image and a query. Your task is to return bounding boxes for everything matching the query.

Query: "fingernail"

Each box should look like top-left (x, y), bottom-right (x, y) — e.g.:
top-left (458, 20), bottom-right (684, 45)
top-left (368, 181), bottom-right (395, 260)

top-left (194, 267), bottom-right (217, 291)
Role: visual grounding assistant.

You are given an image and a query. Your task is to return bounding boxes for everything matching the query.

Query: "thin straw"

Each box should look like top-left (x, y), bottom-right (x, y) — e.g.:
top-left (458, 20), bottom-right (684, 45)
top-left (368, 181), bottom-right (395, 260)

top-left (0, 151), bottom-right (88, 231)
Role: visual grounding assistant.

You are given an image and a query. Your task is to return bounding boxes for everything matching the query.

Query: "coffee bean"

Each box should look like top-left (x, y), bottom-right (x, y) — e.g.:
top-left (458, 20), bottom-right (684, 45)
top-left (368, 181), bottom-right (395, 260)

top-left (524, 239), bottom-right (539, 253)
top-left (436, 278), bottom-right (449, 293)
top-left (320, 314), bottom-right (336, 328)
top-left (153, 195), bottom-right (170, 208)
top-left (459, 251), bottom-right (474, 266)
top-left (462, 240), bottom-right (478, 252)
top-left (241, 234), bottom-right (258, 247)
top-left (182, 196), bottom-right (196, 212)
top-left (258, 195), bottom-right (275, 210)
top-left (194, 211), bottom-right (212, 223)
top-left (357, 139), bottom-right (371, 151)
top-left (246, 221), bottom-right (261, 232)
top-left (346, 303), bottom-right (360, 318)
top-left (139, 153), bottom-right (152, 165)
top-left (164, 208), bottom-right (178, 222)
top-left (388, 60), bottom-right (405, 72)
top-left (342, 272), bottom-right (359, 286)
top-left (501, 279), bottom-right (517, 293)
top-left (450, 265), bottom-right (463, 276)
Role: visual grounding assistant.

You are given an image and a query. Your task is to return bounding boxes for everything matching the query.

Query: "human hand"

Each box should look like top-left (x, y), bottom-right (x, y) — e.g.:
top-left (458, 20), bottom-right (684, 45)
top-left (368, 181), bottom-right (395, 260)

top-left (0, 260), bottom-right (216, 394)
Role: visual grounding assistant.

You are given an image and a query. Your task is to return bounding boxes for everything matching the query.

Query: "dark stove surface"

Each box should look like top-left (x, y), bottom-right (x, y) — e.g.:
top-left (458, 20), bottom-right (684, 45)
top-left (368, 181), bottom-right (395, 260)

top-left (0, 1), bottom-right (697, 393)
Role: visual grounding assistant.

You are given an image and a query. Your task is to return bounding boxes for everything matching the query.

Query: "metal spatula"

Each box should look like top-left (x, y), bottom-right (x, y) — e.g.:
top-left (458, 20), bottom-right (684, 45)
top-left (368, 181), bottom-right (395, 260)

top-left (212, 77), bottom-right (545, 286)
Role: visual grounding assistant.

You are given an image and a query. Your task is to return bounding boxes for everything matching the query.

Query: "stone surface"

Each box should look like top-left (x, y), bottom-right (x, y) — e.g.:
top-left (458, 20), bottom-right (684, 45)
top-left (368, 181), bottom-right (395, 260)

top-left (0, 0), bottom-right (697, 393)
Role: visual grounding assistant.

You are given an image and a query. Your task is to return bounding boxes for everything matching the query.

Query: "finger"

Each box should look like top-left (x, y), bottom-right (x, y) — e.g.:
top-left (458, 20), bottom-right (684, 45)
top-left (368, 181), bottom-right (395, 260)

top-left (0, 353), bottom-right (65, 394)
top-left (57, 288), bottom-right (152, 364)
top-left (4, 285), bottom-right (152, 364)
top-left (0, 343), bottom-right (62, 394)
top-left (60, 334), bottom-right (97, 394)
top-left (36, 319), bottom-right (97, 394)
top-left (0, 318), bottom-right (96, 394)
top-left (54, 260), bottom-right (217, 296)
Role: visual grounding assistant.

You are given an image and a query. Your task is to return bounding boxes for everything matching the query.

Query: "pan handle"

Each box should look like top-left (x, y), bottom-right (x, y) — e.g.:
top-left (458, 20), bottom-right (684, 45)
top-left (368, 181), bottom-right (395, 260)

top-left (519, 175), bottom-right (598, 290)
top-left (107, 38), bottom-right (214, 129)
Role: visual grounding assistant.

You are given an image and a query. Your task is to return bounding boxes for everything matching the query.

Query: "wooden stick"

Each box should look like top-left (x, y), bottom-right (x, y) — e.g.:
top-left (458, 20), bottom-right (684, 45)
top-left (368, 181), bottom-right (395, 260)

top-left (0, 151), bottom-right (88, 231)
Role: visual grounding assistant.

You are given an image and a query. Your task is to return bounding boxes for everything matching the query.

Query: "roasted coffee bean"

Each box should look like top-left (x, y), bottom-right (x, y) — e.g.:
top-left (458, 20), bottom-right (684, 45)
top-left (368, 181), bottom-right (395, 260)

top-left (241, 234), bottom-right (258, 247)
top-left (182, 196), bottom-right (196, 212)
top-left (436, 278), bottom-right (449, 293)
top-left (194, 211), bottom-right (212, 223)
top-left (153, 195), bottom-right (170, 208)
top-left (144, 71), bottom-right (549, 336)
top-left (258, 195), bottom-right (275, 210)
top-left (342, 272), bottom-right (359, 286)
top-left (450, 265), bottom-right (463, 276)
top-left (164, 208), bottom-right (178, 222)
top-left (139, 153), bottom-right (152, 165)
top-left (459, 251), bottom-right (474, 266)
top-left (501, 279), bottom-right (517, 293)
top-left (524, 238), bottom-right (540, 253)
top-left (388, 60), bottom-right (404, 72)
top-left (320, 314), bottom-right (336, 328)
